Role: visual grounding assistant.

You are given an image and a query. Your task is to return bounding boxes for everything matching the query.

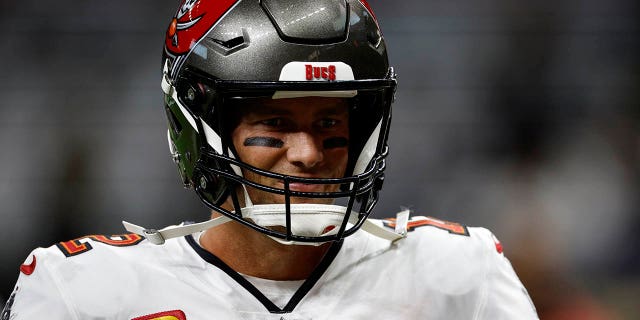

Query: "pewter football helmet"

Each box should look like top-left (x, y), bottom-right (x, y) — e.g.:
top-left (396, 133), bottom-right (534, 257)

top-left (157, 0), bottom-right (397, 244)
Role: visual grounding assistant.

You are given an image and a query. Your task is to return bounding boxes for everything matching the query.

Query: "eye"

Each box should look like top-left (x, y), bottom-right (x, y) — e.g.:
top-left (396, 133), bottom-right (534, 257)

top-left (317, 118), bottom-right (339, 129)
top-left (260, 118), bottom-right (284, 127)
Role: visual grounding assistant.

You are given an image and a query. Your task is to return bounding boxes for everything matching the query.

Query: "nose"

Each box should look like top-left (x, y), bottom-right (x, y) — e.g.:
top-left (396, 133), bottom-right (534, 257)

top-left (286, 131), bottom-right (324, 168)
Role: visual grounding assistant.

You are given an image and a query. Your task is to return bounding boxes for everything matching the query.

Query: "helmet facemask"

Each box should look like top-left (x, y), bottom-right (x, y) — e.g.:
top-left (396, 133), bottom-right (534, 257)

top-left (174, 69), bottom-right (396, 244)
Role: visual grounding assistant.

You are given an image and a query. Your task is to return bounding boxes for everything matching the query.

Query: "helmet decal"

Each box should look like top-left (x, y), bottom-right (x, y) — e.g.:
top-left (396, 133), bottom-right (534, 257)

top-left (306, 64), bottom-right (336, 81)
top-left (164, 0), bottom-right (239, 79)
top-left (278, 62), bottom-right (355, 81)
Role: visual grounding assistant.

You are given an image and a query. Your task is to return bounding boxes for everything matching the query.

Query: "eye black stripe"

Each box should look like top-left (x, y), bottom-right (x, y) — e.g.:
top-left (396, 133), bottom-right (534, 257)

top-left (244, 137), bottom-right (284, 148)
top-left (323, 137), bottom-right (349, 149)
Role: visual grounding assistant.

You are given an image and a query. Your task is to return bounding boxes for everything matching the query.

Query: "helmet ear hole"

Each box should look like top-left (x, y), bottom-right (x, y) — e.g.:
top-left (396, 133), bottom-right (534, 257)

top-left (194, 169), bottom-right (232, 206)
top-left (177, 81), bottom-right (207, 114)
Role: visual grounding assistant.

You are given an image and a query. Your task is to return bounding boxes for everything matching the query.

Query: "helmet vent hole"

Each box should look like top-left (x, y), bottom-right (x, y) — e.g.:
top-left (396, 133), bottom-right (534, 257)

top-left (213, 36), bottom-right (245, 49)
top-left (261, 0), bottom-right (349, 44)
top-left (207, 29), bottom-right (250, 56)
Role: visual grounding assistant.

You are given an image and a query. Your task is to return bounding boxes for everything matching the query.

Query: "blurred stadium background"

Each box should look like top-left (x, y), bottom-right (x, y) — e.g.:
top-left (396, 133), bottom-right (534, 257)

top-left (1, 0), bottom-right (638, 318)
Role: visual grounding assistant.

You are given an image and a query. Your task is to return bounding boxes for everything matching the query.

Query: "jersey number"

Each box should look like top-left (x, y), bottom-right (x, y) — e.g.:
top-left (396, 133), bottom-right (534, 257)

top-left (56, 234), bottom-right (144, 257)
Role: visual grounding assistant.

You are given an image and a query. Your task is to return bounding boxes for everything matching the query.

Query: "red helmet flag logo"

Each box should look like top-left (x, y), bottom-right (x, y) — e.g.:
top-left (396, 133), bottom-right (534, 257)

top-left (165, 0), bottom-right (239, 56)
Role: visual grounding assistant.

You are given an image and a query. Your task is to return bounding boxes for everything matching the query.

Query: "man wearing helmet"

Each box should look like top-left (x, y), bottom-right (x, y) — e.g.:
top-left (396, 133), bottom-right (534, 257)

top-left (3, 0), bottom-right (538, 319)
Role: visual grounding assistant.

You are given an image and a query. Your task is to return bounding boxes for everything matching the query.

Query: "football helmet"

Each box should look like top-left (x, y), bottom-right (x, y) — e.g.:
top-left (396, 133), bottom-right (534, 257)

top-left (125, 0), bottom-right (399, 245)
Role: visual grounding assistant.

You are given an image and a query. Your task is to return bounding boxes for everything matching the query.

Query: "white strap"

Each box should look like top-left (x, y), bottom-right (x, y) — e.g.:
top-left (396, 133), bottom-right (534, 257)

top-left (122, 216), bottom-right (230, 245)
top-left (357, 217), bottom-right (405, 243)
top-left (123, 212), bottom-right (406, 245)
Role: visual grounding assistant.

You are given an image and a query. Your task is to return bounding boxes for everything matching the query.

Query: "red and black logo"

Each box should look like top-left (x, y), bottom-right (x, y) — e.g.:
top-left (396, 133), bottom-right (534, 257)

top-left (165, 0), bottom-right (238, 56)
top-left (164, 0), bottom-right (238, 79)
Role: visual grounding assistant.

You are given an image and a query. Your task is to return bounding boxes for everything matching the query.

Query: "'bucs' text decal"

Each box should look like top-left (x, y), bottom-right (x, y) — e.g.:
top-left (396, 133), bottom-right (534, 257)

top-left (305, 64), bottom-right (336, 81)
top-left (56, 234), bottom-right (144, 257)
top-left (383, 216), bottom-right (469, 236)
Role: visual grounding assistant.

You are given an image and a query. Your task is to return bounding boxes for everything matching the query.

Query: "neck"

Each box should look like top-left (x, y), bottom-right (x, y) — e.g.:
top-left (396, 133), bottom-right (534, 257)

top-left (199, 211), bottom-right (332, 281)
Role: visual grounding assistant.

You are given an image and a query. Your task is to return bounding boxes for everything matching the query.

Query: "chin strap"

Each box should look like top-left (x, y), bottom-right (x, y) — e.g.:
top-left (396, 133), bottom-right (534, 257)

top-left (122, 206), bottom-right (408, 246)
top-left (123, 216), bottom-right (230, 245)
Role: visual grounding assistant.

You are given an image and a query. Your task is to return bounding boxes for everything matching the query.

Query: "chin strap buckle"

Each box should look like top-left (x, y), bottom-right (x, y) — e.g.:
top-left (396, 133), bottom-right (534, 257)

top-left (394, 209), bottom-right (410, 237)
top-left (142, 229), bottom-right (166, 245)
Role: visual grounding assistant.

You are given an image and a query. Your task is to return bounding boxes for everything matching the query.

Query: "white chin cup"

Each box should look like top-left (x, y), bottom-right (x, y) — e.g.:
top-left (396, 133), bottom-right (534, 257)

top-left (241, 204), bottom-right (348, 239)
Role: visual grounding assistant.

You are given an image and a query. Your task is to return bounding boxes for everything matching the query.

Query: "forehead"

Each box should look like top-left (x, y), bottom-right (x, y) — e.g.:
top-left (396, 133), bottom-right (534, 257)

top-left (234, 96), bottom-right (350, 117)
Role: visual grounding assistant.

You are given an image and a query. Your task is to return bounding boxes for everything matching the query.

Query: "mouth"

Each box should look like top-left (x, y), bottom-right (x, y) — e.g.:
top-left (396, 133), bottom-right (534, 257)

top-left (274, 176), bottom-right (340, 193)
top-left (284, 182), bottom-right (327, 193)
top-left (258, 180), bottom-right (340, 205)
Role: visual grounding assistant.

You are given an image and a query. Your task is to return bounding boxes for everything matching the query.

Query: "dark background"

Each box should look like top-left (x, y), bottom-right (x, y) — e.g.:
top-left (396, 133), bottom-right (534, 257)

top-left (1, 0), bottom-right (638, 318)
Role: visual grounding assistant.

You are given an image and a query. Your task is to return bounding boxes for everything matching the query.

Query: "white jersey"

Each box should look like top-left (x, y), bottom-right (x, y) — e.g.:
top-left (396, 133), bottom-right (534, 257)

top-left (3, 216), bottom-right (538, 319)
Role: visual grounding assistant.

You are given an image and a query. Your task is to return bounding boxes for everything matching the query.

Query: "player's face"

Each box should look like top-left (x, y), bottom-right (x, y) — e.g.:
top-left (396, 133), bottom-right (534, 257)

top-left (231, 97), bottom-right (350, 205)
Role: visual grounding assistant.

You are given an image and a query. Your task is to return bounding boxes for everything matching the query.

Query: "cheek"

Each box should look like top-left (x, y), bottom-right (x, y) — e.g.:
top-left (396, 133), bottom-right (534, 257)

top-left (327, 148), bottom-right (349, 174)
top-left (234, 142), bottom-right (283, 171)
top-left (232, 130), bottom-right (289, 176)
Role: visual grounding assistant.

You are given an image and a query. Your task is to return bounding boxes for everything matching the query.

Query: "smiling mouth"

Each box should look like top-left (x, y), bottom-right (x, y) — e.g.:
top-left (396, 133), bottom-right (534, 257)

top-left (275, 179), bottom-right (338, 193)
top-left (262, 180), bottom-right (340, 204)
top-left (284, 182), bottom-right (325, 193)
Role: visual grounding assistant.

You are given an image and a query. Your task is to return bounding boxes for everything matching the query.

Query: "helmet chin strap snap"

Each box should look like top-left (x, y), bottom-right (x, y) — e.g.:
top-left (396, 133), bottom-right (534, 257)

top-left (122, 204), bottom-right (406, 246)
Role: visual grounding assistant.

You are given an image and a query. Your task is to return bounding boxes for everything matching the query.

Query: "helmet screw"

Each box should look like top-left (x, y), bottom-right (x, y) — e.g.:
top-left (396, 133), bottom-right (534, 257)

top-left (199, 176), bottom-right (207, 189)
top-left (187, 87), bottom-right (196, 101)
